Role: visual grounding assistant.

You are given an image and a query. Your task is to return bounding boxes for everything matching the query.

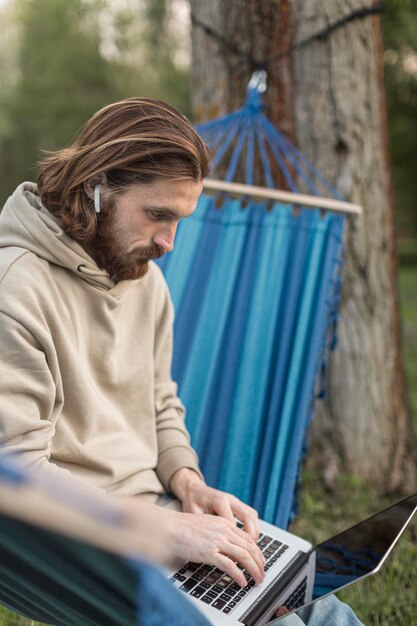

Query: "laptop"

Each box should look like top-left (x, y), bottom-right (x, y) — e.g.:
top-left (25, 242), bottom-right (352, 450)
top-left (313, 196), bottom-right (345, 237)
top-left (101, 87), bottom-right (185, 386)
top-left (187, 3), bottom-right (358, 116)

top-left (168, 493), bottom-right (417, 625)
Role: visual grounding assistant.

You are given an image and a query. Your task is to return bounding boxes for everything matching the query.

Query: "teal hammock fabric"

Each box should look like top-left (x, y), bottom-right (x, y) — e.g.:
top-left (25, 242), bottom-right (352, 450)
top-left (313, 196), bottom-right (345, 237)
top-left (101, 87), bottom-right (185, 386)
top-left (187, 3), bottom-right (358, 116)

top-left (156, 79), bottom-right (346, 528)
top-left (156, 198), bottom-right (344, 528)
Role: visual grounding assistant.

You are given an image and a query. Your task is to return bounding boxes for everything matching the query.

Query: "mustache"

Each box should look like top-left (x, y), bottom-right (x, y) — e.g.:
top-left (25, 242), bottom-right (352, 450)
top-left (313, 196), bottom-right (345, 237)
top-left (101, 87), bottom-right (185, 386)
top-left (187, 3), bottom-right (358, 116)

top-left (133, 243), bottom-right (165, 261)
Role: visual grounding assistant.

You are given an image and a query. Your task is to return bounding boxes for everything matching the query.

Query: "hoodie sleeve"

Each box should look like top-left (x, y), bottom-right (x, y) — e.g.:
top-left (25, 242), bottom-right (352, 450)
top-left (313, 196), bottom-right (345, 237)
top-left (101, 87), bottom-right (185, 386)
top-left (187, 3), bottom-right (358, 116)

top-left (0, 310), bottom-right (104, 496)
top-left (152, 275), bottom-right (203, 491)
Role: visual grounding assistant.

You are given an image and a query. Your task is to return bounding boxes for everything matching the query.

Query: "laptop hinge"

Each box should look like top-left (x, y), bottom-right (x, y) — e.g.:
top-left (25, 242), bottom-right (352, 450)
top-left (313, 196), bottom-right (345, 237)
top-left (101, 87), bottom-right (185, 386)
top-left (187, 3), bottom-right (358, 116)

top-left (238, 551), bottom-right (309, 626)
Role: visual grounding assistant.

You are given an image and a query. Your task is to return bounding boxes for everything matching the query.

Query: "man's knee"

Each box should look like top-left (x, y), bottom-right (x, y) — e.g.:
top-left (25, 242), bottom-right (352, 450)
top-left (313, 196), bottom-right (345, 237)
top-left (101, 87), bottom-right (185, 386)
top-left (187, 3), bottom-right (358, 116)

top-left (295, 594), bottom-right (364, 626)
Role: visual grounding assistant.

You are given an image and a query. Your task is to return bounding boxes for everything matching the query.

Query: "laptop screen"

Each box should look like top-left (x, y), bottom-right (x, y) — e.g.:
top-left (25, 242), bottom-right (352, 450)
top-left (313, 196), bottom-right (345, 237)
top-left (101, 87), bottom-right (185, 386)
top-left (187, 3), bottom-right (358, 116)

top-left (311, 493), bottom-right (417, 600)
top-left (268, 494), bottom-right (417, 624)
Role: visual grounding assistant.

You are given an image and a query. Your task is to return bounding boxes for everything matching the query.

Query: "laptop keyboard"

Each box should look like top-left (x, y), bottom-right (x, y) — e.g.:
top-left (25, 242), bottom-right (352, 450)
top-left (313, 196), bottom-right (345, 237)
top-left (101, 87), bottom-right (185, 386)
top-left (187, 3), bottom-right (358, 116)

top-left (170, 528), bottom-right (289, 615)
top-left (281, 576), bottom-right (308, 610)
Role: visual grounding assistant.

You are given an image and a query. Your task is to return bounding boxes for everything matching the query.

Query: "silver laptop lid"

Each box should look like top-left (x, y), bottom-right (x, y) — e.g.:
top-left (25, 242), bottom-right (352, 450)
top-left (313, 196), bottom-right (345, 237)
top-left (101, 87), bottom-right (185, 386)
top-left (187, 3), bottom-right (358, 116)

top-left (270, 493), bottom-right (417, 623)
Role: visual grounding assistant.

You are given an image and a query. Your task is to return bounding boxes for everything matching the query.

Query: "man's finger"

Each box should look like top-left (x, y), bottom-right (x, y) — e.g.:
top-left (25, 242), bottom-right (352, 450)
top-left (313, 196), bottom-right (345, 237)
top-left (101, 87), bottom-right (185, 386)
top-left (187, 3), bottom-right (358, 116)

top-left (211, 496), bottom-right (236, 523)
top-left (214, 553), bottom-right (247, 588)
top-left (186, 502), bottom-right (206, 515)
top-left (227, 528), bottom-right (265, 573)
top-left (221, 542), bottom-right (264, 585)
top-left (276, 606), bottom-right (290, 617)
top-left (230, 498), bottom-right (260, 540)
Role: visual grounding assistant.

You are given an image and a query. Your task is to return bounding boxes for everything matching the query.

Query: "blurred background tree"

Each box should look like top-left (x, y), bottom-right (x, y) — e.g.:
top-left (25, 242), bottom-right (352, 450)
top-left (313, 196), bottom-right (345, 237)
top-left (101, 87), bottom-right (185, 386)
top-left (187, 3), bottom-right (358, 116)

top-left (0, 0), bottom-right (190, 202)
top-left (0, 0), bottom-right (117, 193)
top-left (382, 0), bottom-right (417, 240)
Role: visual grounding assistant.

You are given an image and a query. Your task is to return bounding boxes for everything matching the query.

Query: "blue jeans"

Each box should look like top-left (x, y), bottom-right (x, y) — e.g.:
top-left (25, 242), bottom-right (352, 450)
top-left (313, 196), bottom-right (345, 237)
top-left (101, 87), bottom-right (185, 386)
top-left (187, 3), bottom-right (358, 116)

top-left (273, 594), bottom-right (365, 625)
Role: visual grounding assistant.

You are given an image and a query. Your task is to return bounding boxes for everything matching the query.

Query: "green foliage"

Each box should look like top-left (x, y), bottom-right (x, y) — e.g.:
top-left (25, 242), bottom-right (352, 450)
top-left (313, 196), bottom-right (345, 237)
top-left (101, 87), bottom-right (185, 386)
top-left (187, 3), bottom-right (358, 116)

top-left (0, 0), bottom-right (120, 199)
top-left (126, 0), bottom-right (191, 115)
top-left (0, 0), bottom-right (191, 207)
top-left (382, 0), bottom-right (417, 236)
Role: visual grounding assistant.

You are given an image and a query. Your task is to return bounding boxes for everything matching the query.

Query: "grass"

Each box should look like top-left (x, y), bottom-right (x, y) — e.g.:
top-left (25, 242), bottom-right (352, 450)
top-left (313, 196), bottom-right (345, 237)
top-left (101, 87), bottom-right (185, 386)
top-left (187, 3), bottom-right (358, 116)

top-left (1, 264), bottom-right (416, 626)
top-left (0, 610), bottom-right (42, 626)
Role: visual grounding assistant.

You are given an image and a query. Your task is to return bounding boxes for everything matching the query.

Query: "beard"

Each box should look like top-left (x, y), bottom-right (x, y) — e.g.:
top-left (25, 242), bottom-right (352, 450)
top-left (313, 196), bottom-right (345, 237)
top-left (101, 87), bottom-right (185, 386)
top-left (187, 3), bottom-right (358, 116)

top-left (88, 204), bottom-right (165, 282)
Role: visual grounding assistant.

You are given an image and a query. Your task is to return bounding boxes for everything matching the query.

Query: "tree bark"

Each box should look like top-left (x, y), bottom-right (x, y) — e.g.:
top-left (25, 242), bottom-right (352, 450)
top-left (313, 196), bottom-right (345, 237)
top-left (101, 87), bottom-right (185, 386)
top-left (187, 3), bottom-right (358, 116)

top-left (190, 0), bottom-right (417, 492)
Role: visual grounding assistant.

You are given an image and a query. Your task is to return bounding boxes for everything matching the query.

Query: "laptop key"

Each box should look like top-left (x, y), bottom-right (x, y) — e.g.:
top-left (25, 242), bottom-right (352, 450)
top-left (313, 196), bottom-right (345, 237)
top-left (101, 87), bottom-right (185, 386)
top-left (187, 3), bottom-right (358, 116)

top-left (200, 581), bottom-right (210, 590)
top-left (212, 585), bottom-right (223, 594)
top-left (186, 564), bottom-right (197, 572)
top-left (206, 590), bottom-right (218, 599)
top-left (212, 599), bottom-right (226, 610)
top-left (204, 575), bottom-right (218, 585)
top-left (222, 606), bottom-right (232, 614)
top-left (225, 586), bottom-right (237, 596)
top-left (173, 573), bottom-right (186, 582)
top-left (180, 578), bottom-right (198, 592)
top-left (190, 586), bottom-right (206, 598)
top-left (220, 593), bottom-right (232, 602)
top-left (201, 595), bottom-right (213, 605)
top-left (228, 600), bottom-right (237, 608)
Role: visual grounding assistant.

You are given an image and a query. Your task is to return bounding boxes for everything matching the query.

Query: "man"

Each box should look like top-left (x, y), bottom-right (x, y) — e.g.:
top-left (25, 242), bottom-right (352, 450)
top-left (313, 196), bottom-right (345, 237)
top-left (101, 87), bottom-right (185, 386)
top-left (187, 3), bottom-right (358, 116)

top-left (0, 97), bottom-right (362, 625)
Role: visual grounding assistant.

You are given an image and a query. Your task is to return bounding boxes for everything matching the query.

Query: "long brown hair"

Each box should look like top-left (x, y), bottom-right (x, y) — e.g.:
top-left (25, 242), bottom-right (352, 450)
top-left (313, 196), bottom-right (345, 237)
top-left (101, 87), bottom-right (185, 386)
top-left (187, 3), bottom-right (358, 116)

top-left (37, 97), bottom-right (210, 242)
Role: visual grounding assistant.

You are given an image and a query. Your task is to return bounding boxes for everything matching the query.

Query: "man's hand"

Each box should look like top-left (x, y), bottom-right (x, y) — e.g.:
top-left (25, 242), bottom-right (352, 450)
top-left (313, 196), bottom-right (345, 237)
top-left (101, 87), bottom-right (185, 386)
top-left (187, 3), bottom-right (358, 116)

top-left (275, 606), bottom-right (290, 618)
top-left (164, 508), bottom-right (265, 588)
top-left (168, 468), bottom-right (265, 587)
top-left (169, 468), bottom-right (260, 540)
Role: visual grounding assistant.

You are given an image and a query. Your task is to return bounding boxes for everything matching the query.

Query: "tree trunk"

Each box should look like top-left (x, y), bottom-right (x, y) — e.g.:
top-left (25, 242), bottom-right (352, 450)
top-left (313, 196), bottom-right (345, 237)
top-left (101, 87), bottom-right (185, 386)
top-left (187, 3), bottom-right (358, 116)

top-left (190, 0), bottom-right (417, 492)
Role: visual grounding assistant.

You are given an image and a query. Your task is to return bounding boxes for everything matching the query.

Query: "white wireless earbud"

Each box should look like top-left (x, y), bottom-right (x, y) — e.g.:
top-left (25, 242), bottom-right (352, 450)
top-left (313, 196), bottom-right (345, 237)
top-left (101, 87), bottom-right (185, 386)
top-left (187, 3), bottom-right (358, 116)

top-left (94, 184), bottom-right (102, 214)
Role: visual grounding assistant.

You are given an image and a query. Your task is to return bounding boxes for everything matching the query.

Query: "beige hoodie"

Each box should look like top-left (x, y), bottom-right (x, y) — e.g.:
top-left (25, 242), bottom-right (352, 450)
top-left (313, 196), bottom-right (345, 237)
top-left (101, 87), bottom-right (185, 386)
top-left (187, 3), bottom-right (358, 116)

top-left (0, 182), bottom-right (201, 498)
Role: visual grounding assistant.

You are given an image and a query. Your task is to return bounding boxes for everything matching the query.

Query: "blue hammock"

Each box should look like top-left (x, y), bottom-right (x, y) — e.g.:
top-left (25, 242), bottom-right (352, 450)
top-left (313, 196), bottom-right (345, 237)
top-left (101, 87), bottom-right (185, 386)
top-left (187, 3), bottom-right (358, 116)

top-left (156, 77), bottom-right (345, 529)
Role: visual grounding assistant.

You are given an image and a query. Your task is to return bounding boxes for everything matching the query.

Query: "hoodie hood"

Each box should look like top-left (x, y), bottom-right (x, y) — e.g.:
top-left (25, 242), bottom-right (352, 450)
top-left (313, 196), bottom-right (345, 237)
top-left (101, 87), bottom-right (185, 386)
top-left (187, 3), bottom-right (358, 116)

top-left (0, 182), bottom-right (118, 291)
